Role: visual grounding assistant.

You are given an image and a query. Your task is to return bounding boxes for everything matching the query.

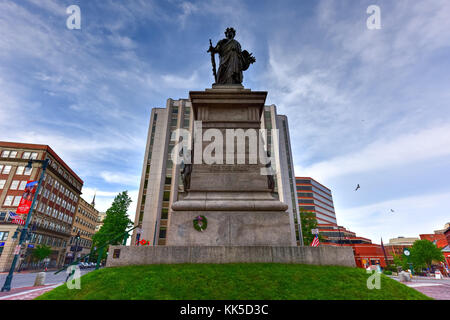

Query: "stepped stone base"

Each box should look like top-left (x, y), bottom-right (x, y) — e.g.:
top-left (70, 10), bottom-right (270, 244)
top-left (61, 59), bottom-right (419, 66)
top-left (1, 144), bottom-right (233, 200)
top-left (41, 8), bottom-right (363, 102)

top-left (106, 245), bottom-right (356, 267)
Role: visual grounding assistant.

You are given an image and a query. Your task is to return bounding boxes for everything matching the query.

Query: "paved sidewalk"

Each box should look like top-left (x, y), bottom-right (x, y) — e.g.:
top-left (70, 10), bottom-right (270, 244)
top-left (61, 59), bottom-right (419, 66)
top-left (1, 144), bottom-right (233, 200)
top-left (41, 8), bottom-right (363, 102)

top-left (389, 276), bottom-right (450, 300)
top-left (405, 282), bottom-right (450, 300)
top-left (0, 283), bottom-right (62, 300)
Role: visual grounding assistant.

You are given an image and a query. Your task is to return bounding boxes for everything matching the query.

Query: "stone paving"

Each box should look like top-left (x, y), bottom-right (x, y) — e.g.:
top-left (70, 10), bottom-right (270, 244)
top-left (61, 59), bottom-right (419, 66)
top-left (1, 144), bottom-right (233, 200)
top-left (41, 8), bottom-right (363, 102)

top-left (0, 283), bottom-right (62, 300)
top-left (405, 282), bottom-right (450, 300)
top-left (389, 275), bottom-right (450, 300)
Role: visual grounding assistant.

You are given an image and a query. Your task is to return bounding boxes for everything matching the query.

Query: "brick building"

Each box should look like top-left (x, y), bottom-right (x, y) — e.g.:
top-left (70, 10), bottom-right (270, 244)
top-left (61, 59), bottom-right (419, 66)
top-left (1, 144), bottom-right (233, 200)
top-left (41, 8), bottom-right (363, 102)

top-left (0, 142), bottom-right (83, 271)
top-left (66, 196), bottom-right (98, 263)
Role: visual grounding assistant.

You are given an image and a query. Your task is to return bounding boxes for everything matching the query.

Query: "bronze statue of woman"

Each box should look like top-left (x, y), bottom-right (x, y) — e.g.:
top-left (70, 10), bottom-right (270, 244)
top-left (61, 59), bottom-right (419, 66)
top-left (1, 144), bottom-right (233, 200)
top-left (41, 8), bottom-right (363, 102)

top-left (208, 27), bottom-right (255, 85)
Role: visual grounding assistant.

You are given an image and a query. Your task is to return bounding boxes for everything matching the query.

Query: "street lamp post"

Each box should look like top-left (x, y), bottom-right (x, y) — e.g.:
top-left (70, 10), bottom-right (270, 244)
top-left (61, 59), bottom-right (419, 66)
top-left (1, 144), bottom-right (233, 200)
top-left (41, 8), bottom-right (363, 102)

top-left (1, 158), bottom-right (49, 292)
top-left (73, 231), bottom-right (81, 263)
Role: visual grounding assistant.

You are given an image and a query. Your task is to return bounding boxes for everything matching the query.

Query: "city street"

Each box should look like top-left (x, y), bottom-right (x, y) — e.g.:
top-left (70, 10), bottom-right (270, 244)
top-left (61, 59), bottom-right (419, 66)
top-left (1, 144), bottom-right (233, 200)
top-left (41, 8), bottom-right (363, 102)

top-left (0, 268), bottom-right (95, 290)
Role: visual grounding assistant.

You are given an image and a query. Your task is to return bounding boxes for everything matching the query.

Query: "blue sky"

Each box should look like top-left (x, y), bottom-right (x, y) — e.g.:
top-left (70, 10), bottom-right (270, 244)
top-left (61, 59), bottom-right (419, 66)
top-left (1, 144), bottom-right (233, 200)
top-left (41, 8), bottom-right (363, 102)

top-left (1, 0), bottom-right (449, 244)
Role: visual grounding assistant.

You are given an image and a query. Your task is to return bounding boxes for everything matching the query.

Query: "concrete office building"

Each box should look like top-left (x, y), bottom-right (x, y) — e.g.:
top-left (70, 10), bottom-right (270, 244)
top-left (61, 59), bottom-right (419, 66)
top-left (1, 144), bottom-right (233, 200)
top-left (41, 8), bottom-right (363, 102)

top-left (296, 177), bottom-right (338, 226)
top-left (0, 142), bottom-right (83, 271)
top-left (131, 100), bottom-right (302, 246)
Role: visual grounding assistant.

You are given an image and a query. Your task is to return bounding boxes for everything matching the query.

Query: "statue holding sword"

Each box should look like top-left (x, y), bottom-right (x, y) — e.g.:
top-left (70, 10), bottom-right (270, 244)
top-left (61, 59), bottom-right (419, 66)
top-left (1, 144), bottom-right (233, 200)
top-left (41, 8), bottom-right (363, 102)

top-left (207, 27), bottom-right (256, 85)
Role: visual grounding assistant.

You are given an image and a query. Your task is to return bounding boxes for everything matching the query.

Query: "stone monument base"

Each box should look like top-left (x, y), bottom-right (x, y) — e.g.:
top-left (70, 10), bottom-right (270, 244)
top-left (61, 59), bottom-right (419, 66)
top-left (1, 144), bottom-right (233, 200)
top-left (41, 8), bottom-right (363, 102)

top-left (106, 246), bottom-right (356, 268)
top-left (167, 210), bottom-right (292, 246)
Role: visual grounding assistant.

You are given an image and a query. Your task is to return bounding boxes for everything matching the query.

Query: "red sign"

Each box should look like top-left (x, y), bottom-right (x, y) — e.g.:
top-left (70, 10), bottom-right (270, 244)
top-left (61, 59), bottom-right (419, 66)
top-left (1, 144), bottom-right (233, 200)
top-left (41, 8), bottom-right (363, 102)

top-left (16, 181), bottom-right (38, 215)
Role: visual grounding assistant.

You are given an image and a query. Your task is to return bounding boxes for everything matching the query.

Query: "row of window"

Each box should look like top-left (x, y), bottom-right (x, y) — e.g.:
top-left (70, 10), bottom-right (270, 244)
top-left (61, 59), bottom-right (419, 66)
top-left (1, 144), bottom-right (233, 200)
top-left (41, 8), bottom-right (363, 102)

top-left (311, 186), bottom-right (333, 201)
top-left (77, 207), bottom-right (97, 222)
top-left (48, 158), bottom-right (82, 191)
top-left (72, 226), bottom-right (93, 238)
top-left (0, 165), bottom-right (33, 176)
top-left (310, 179), bottom-right (332, 196)
top-left (37, 203), bottom-right (73, 224)
top-left (44, 174), bottom-right (78, 203)
top-left (1, 149), bottom-right (82, 191)
top-left (70, 235), bottom-right (92, 248)
top-left (40, 188), bottom-right (76, 214)
top-left (298, 191), bottom-right (334, 208)
top-left (75, 216), bottom-right (95, 230)
top-left (29, 233), bottom-right (66, 248)
top-left (1, 150), bottom-right (39, 160)
top-left (3, 195), bottom-right (22, 207)
top-left (33, 217), bottom-right (69, 234)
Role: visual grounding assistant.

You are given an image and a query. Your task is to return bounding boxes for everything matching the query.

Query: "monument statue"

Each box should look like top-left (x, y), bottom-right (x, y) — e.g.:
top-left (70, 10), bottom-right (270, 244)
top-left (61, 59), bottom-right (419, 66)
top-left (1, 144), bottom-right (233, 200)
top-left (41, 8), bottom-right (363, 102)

top-left (207, 27), bottom-right (256, 85)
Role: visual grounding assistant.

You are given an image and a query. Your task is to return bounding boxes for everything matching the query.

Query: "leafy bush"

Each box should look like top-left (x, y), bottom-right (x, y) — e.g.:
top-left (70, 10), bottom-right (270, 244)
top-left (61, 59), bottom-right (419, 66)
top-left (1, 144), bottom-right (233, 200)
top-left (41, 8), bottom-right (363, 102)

top-left (383, 270), bottom-right (392, 275)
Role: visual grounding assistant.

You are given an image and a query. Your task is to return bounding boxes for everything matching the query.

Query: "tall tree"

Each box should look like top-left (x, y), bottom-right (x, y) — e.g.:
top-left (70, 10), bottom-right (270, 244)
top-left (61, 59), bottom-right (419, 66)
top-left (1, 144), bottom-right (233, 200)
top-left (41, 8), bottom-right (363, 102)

top-left (92, 191), bottom-right (133, 259)
top-left (32, 245), bottom-right (52, 262)
top-left (410, 239), bottom-right (444, 270)
top-left (300, 209), bottom-right (324, 245)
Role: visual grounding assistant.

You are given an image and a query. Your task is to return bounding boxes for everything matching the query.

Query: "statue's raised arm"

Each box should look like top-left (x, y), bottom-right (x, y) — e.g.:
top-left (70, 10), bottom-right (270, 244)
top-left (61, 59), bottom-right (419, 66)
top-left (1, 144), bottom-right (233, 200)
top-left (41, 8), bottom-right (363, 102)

top-left (208, 27), bottom-right (255, 85)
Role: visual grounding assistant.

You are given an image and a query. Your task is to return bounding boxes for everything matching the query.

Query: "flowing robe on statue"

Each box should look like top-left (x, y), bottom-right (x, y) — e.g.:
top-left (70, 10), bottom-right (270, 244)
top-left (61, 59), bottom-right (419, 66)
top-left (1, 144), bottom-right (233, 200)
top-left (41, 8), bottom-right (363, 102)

top-left (215, 38), bottom-right (252, 85)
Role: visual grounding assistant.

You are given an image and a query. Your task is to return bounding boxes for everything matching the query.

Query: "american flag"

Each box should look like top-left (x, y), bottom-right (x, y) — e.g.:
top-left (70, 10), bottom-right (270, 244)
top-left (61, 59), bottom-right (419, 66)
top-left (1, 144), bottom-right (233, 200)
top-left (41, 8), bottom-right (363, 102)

top-left (310, 234), bottom-right (319, 247)
top-left (9, 212), bottom-right (25, 225)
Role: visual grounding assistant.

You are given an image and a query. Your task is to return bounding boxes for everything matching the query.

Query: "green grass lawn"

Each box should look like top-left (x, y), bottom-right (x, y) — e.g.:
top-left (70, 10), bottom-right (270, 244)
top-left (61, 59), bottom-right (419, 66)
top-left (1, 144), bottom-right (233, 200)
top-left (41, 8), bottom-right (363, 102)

top-left (36, 263), bottom-right (431, 300)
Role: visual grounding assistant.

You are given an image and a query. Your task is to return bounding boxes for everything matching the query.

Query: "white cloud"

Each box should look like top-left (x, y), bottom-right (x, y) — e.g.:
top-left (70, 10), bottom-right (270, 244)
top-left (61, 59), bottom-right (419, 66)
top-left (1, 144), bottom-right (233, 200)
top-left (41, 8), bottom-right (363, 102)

top-left (161, 71), bottom-right (205, 90)
top-left (296, 124), bottom-right (450, 181)
top-left (100, 171), bottom-right (140, 187)
top-left (81, 187), bottom-right (139, 222)
top-left (336, 191), bottom-right (450, 244)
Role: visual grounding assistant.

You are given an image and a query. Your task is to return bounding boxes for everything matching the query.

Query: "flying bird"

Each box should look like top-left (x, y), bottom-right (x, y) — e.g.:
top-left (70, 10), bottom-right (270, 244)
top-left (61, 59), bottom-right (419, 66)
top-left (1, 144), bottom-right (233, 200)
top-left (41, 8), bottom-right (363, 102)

top-left (390, 209), bottom-right (395, 213)
top-left (354, 184), bottom-right (360, 191)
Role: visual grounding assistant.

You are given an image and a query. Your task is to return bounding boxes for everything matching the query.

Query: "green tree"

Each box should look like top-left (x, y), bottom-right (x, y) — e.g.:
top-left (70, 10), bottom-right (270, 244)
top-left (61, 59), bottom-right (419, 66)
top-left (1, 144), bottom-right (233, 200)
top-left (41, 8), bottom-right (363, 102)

top-left (300, 209), bottom-right (324, 245)
top-left (410, 239), bottom-right (444, 270)
top-left (392, 253), bottom-right (409, 271)
top-left (32, 245), bottom-right (52, 262)
top-left (91, 191), bottom-right (133, 260)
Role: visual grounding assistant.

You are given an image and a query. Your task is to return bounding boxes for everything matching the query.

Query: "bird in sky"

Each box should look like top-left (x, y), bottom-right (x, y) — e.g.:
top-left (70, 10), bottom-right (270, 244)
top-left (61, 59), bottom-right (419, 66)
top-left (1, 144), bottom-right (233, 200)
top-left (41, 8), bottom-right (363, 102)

top-left (354, 184), bottom-right (360, 191)
top-left (390, 209), bottom-right (395, 213)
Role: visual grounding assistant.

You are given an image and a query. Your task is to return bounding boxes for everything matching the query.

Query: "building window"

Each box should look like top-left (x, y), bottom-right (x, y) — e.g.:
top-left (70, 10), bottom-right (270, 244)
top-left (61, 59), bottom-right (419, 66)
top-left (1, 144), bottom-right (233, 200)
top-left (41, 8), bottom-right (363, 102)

top-left (10, 180), bottom-right (19, 190)
top-left (3, 196), bottom-right (13, 206)
top-left (159, 227), bottom-right (167, 239)
top-left (13, 196), bottom-right (21, 207)
top-left (1, 150), bottom-right (10, 157)
top-left (161, 208), bottom-right (169, 220)
top-left (0, 180), bottom-right (6, 189)
top-left (9, 151), bottom-right (17, 158)
top-left (19, 180), bottom-right (28, 190)
top-left (16, 166), bottom-right (25, 175)
top-left (2, 165), bottom-right (12, 174)
top-left (24, 167), bottom-right (32, 175)
top-left (0, 231), bottom-right (9, 240)
top-left (30, 152), bottom-right (38, 160)
top-left (22, 152), bottom-right (31, 159)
